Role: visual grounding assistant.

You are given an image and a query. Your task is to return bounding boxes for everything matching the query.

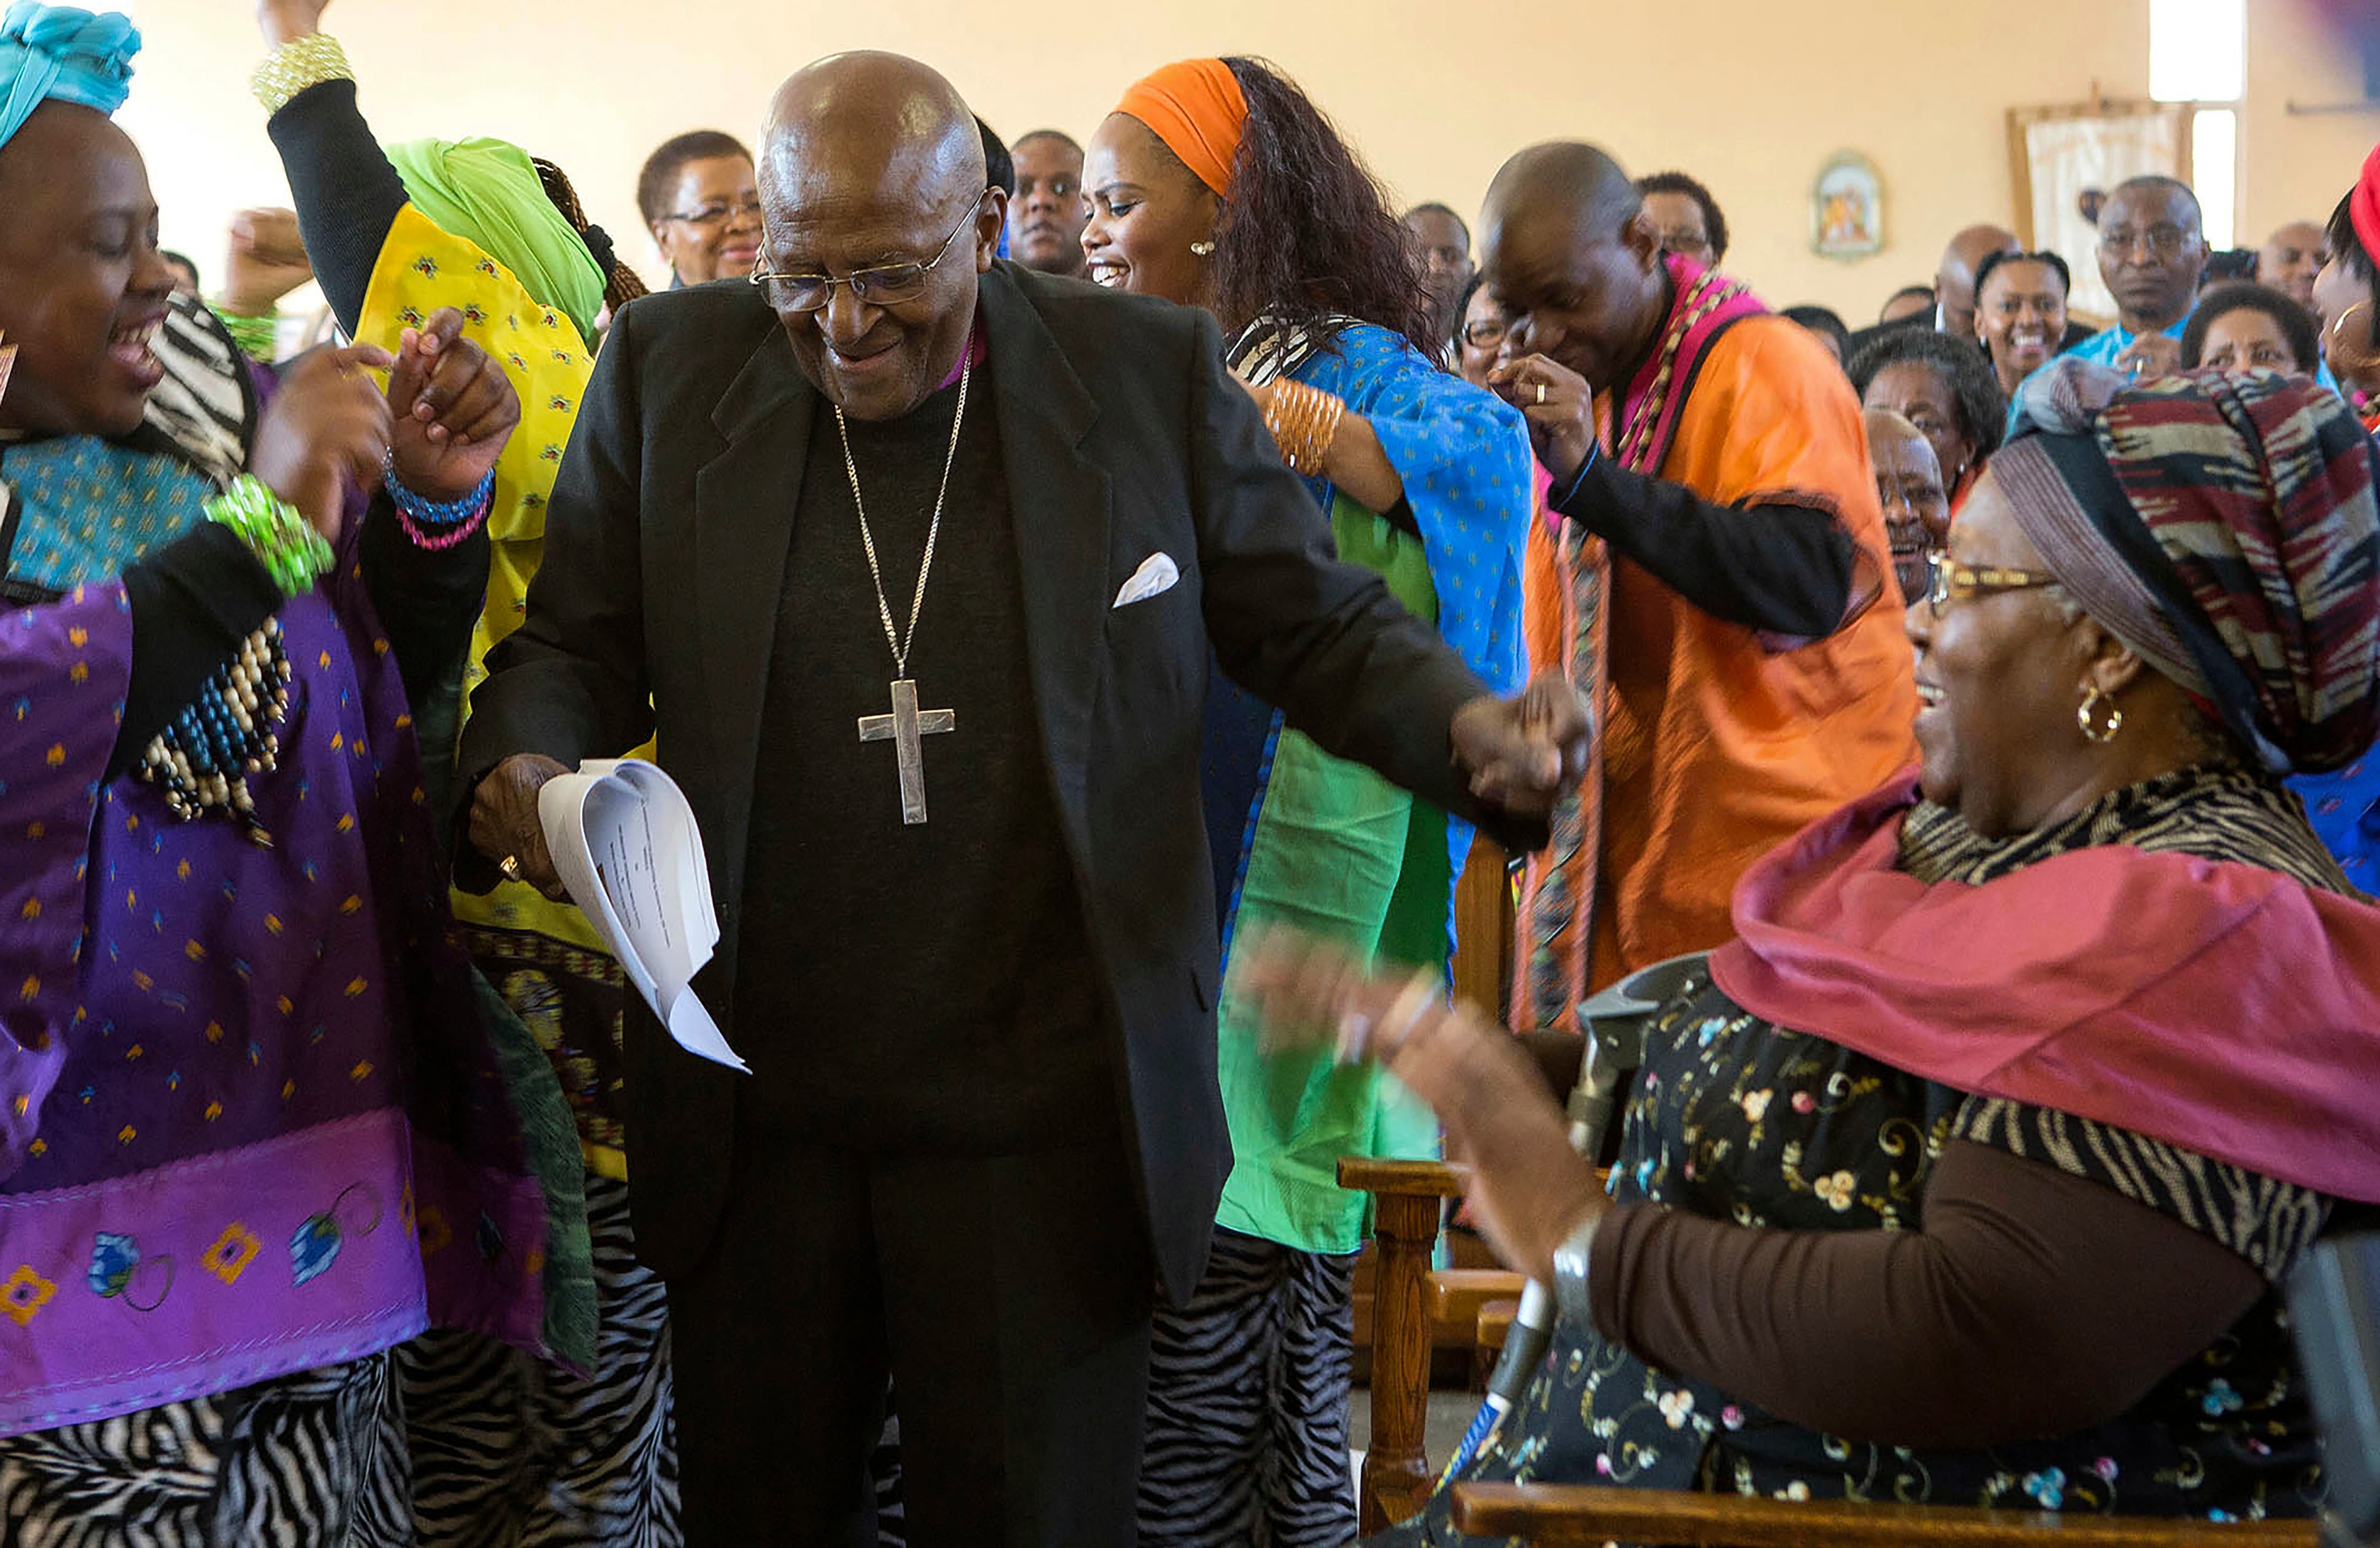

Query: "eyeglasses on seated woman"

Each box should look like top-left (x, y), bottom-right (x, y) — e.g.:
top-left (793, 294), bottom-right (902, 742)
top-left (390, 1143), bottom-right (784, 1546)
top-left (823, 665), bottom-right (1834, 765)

top-left (1238, 358), bottom-right (2380, 1540)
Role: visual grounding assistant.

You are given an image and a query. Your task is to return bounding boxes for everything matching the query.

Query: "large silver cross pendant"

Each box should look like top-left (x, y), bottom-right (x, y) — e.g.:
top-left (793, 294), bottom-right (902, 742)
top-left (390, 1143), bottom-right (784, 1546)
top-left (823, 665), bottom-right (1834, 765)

top-left (856, 677), bottom-right (955, 825)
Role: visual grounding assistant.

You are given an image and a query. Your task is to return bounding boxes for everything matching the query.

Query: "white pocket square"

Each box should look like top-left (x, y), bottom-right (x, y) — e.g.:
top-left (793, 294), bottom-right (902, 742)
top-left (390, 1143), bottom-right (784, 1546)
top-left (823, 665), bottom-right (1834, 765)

top-left (1112, 552), bottom-right (1180, 608)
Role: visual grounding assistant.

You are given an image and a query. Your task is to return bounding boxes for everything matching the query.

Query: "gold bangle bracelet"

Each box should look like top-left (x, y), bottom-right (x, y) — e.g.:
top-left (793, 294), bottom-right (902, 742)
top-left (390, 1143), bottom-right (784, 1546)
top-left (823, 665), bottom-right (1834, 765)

top-left (251, 32), bottom-right (353, 114)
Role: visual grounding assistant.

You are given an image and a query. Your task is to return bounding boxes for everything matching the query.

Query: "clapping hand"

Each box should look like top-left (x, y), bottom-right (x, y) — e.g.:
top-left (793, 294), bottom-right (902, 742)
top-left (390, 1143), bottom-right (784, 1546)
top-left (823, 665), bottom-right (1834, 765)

top-left (221, 208), bottom-right (314, 319)
top-left (1450, 669), bottom-right (1591, 820)
top-left (1229, 927), bottom-right (1606, 1282)
top-left (247, 341), bottom-right (396, 543)
top-left (385, 306), bottom-right (520, 503)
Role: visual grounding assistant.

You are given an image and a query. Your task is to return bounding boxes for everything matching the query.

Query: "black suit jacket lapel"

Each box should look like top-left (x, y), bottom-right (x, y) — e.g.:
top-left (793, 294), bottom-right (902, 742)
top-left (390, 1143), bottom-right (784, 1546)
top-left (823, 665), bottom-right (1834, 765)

top-left (978, 266), bottom-right (1110, 858)
top-left (695, 326), bottom-right (813, 912)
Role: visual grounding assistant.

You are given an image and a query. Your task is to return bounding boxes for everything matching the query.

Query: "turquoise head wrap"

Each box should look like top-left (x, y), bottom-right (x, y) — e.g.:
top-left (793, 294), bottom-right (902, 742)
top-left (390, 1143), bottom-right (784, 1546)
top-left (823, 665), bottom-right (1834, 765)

top-left (0, 3), bottom-right (138, 150)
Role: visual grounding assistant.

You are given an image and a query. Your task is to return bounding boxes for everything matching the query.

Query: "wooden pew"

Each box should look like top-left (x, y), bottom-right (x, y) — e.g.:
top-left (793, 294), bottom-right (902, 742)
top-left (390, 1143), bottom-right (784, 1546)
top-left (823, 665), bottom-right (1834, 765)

top-left (1449, 1483), bottom-right (2325, 1547)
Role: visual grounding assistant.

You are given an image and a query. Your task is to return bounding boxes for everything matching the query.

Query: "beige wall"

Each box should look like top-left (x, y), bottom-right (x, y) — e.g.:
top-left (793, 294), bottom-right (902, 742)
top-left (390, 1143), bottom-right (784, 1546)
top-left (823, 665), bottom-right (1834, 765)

top-left (118, 0), bottom-right (2375, 325)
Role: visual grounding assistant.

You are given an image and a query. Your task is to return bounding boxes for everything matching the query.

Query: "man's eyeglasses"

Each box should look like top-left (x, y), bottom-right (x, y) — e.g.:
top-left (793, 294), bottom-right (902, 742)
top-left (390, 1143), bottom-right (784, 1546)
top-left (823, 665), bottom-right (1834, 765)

top-left (749, 197), bottom-right (985, 314)
top-left (2099, 224), bottom-right (2198, 260)
top-left (1460, 317), bottom-right (1508, 350)
top-left (1924, 552), bottom-right (2062, 609)
top-left (664, 196), bottom-right (762, 229)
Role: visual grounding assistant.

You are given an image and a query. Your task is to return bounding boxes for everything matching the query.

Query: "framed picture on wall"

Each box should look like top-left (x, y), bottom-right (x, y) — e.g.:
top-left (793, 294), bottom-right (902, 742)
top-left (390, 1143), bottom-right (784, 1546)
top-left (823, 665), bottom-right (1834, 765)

top-left (1811, 152), bottom-right (1884, 259)
top-left (2007, 99), bottom-right (2191, 322)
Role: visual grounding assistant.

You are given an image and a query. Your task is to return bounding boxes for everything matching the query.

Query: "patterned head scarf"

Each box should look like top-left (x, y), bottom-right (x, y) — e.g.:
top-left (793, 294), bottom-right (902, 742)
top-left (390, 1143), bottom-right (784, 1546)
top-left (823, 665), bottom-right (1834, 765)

top-left (0, 3), bottom-right (136, 150)
top-left (1991, 358), bottom-right (2380, 774)
top-left (383, 136), bottom-right (606, 343)
top-left (1113, 59), bottom-right (1246, 197)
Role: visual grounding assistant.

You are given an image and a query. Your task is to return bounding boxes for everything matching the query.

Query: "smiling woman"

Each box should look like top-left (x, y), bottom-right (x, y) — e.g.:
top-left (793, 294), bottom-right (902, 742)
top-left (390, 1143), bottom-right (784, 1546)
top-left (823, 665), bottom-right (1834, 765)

top-left (1973, 247), bottom-right (2071, 399)
top-left (636, 128), bottom-right (759, 288)
top-left (0, 8), bottom-right (555, 1543)
top-left (1082, 53), bottom-right (1534, 1548)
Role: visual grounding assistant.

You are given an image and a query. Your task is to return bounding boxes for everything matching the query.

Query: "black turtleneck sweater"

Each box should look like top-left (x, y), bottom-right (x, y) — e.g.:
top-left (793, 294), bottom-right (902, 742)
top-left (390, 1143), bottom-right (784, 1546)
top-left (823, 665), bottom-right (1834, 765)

top-left (733, 373), bottom-right (1107, 1154)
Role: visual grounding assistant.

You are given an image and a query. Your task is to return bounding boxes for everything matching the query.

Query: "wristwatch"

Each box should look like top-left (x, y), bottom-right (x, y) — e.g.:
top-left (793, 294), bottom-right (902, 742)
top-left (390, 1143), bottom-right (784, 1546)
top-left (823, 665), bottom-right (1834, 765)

top-left (1550, 1210), bottom-right (1602, 1332)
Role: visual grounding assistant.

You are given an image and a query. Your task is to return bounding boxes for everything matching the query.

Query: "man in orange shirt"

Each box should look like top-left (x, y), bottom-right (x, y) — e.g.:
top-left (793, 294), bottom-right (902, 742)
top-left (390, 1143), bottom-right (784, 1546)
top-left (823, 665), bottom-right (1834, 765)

top-left (1487, 142), bottom-right (1917, 1025)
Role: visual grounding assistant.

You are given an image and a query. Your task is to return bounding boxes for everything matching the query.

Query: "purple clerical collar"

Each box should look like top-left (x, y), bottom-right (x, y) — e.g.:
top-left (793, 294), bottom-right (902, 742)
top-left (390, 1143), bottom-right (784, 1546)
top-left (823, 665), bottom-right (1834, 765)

top-left (937, 322), bottom-right (987, 390)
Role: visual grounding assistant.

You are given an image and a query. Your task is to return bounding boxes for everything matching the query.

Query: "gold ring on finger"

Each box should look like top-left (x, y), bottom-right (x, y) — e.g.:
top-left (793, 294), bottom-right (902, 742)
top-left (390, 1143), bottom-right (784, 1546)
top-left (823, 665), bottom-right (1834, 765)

top-left (1535, 382), bottom-right (1546, 406)
top-left (500, 854), bottom-right (522, 882)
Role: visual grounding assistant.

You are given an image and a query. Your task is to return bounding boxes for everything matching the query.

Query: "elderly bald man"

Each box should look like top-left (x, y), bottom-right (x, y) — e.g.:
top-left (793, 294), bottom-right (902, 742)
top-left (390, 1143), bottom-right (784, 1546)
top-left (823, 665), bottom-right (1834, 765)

top-left (457, 50), bottom-right (1582, 1546)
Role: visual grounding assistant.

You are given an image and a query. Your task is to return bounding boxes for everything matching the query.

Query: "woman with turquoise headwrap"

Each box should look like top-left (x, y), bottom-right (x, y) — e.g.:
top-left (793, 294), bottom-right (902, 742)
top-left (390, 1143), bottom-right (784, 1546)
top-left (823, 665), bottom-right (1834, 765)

top-left (0, 6), bottom-right (555, 1542)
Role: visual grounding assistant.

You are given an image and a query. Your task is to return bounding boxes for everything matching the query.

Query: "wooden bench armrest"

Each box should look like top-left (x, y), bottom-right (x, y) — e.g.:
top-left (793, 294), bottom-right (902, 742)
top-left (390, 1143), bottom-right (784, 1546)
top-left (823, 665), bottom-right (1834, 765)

top-left (1426, 1268), bottom-right (1529, 1323)
top-left (1338, 1156), bottom-right (1467, 1198)
top-left (1448, 1484), bottom-right (2324, 1547)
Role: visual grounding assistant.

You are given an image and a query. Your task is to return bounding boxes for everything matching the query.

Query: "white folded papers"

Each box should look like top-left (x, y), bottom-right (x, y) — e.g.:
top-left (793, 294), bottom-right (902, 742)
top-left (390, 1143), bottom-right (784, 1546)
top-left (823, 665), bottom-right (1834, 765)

top-left (536, 758), bottom-right (748, 1073)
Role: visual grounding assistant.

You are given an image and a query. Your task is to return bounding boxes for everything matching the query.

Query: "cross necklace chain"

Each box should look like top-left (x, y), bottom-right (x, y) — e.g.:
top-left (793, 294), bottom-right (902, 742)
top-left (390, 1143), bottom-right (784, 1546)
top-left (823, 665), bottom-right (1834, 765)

top-left (842, 355), bottom-right (971, 825)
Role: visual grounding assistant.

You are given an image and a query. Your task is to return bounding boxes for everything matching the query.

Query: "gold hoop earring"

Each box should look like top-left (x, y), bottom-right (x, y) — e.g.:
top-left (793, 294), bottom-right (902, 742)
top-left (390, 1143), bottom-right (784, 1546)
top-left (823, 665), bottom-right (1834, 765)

top-left (2077, 685), bottom-right (2123, 744)
top-left (1190, 241), bottom-right (1215, 257)
top-left (2332, 302), bottom-right (2379, 373)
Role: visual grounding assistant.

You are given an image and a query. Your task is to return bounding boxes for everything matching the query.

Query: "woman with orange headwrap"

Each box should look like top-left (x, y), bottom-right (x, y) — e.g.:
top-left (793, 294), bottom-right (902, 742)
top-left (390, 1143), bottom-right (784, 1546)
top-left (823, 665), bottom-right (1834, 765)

top-left (1084, 57), bottom-right (1533, 1548)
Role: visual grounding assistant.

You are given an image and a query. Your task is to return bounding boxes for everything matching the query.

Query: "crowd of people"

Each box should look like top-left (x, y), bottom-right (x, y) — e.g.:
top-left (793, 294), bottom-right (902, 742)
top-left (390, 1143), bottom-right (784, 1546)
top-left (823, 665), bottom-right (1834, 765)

top-left (1, 3), bottom-right (2377, 1546)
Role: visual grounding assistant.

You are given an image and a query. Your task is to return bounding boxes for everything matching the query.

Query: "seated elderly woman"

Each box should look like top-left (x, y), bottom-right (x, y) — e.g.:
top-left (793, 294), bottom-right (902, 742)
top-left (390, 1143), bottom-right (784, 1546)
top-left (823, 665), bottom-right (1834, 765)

top-left (1850, 325), bottom-right (2005, 507)
top-left (0, 6), bottom-right (555, 1538)
top-left (1241, 359), bottom-right (2380, 1537)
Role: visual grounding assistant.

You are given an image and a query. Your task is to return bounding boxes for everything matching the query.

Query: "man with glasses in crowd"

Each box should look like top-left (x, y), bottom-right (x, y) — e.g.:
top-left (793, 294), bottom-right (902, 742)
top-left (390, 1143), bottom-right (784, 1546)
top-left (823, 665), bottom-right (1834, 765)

top-left (457, 49), bottom-right (1585, 1547)
top-left (2066, 174), bottom-right (2209, 378)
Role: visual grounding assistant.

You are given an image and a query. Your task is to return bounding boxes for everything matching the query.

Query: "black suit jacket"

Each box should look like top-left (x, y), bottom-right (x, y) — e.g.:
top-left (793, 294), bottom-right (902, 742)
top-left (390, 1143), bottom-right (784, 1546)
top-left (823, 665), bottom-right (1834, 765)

top-left (456, 262), bottom-right (1539, 1298)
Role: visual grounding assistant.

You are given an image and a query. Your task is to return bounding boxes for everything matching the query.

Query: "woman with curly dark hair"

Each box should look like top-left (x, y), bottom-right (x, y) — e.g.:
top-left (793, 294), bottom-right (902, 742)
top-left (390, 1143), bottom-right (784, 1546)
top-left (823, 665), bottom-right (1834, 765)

top-left (1850, 325), bottom-right (2007, 517)
top-left (1083, 56), bottom-right (1534, 1548)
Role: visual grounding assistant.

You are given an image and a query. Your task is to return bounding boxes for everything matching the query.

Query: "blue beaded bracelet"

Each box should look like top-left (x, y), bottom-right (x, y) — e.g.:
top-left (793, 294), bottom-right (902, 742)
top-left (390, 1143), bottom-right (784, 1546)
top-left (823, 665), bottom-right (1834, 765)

top-left (384, 462), bottom-right (496, 527)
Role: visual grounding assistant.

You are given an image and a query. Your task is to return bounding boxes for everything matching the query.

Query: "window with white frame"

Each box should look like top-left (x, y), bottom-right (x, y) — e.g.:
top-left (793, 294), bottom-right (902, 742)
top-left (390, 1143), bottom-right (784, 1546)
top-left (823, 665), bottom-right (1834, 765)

top-left (2150, 0), bottom-right (2245, 249)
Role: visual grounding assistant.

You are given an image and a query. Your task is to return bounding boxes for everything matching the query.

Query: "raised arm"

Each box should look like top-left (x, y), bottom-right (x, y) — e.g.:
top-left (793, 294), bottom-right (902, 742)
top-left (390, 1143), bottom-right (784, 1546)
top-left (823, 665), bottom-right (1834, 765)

top-left (253, 1), bottom-right (408, 334)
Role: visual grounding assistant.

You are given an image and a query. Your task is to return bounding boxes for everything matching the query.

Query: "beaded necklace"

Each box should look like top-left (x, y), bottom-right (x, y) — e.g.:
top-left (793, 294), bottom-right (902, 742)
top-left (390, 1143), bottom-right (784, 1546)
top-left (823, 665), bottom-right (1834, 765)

top-left (1613, 269), bottom-right (1750, 473)
top-left (134, 617), bottom-right (294, 846)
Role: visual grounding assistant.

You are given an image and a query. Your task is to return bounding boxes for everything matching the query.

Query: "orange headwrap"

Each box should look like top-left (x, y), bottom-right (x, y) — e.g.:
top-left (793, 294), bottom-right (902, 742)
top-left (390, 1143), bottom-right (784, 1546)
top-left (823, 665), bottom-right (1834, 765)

top-left (1114, 58), bottom-right (1247, 198)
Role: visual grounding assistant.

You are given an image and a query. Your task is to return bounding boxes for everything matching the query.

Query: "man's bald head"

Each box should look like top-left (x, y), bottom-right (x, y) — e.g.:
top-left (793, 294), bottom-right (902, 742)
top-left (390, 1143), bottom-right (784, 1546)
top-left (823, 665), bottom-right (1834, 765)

top-left (763, 51), bottom-right (985, 217)
top-left (1481, 142), bottom-right (1643, 253)
top-left (755, 51), bottom-right (1003, 423)
top-left (1934, 224), bottom-right (2021, 340)
top-left (1476, 142), bottom-right (1669, 395)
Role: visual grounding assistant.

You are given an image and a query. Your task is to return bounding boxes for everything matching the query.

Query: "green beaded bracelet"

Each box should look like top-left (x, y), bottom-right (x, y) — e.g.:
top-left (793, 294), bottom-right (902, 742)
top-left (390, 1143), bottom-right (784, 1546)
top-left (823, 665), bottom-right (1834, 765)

top-left (209, 305), bottom-right (279, 363)
top-left (206, 474), bottom-right (334, 599)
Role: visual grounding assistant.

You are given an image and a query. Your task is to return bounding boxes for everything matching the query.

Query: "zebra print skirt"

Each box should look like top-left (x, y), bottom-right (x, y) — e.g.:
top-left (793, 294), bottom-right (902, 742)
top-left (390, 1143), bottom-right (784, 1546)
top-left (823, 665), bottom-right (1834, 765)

top-left (0, 1351), bottom-right (410, 1547)
top-left (401, 1170), bottom-right (679, 1548)
top-left (1138, 1226), bottom-right (1361, 1548)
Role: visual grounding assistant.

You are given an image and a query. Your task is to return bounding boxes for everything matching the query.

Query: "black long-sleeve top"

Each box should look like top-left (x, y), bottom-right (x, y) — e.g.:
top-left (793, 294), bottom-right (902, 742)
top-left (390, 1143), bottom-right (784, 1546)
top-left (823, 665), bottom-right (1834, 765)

top-left (266, 77), bottom-right (409, 340)
top-left (1548, 451), bottom-right (1857, 639)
